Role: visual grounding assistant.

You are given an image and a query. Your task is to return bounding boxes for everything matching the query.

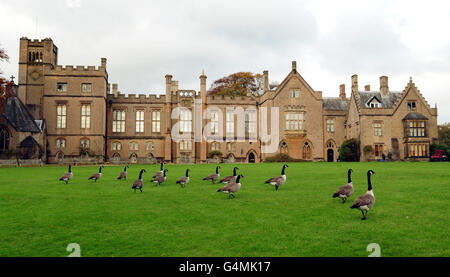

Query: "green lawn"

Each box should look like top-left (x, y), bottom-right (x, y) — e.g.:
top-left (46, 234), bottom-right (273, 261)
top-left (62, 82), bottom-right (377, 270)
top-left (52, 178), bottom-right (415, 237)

top-left (0, 162), bottom-right (448, 257)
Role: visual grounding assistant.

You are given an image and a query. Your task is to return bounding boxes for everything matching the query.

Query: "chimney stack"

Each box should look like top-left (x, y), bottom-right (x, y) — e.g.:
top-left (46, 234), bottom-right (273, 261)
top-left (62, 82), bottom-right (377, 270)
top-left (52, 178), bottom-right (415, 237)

top-left (351, 74), bottom-right (358, 93)
top-left (112, 83), bottom-right (118, 97)
top-left (292, 61), bottom-right (297, 72)
top-left (339, 84), bottom-right (346, 100)
top-left (263, 70), bottom-right (269, 92)
top-left (380, 76), bottom-right (389, 95)
top-left (101, 57), bottom-right (107, 68)
top-left (364, 85), bottom-right (371, 91)
top-left (200, 70), bottom-right (207, 101)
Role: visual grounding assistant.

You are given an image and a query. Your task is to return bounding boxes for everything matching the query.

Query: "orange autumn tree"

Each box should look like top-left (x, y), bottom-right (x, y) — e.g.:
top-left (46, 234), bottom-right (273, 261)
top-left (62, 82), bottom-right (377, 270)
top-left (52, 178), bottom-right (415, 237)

top-left (207, 72), bottom-right (263, 96)
top-left (0, 45), bottom-right (14, 114)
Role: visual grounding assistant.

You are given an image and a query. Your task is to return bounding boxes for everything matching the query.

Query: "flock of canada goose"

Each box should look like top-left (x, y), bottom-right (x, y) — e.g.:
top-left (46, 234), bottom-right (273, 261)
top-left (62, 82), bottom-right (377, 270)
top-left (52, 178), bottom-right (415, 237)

top-left (58, 162), bottom-right (376, 220)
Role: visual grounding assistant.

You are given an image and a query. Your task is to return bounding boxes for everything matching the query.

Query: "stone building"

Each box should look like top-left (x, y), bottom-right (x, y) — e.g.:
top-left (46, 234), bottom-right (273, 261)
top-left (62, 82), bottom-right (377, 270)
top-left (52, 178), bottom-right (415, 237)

top-left (1, 37), bottom-right (439, 164)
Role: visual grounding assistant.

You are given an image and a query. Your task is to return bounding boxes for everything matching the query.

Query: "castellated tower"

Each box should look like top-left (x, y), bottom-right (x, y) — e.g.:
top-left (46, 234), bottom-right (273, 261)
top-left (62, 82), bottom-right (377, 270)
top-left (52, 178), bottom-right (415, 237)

top-left (17, 37), bottom-right (58, 119)
top-left (17, 37), bottom-right (109, 163)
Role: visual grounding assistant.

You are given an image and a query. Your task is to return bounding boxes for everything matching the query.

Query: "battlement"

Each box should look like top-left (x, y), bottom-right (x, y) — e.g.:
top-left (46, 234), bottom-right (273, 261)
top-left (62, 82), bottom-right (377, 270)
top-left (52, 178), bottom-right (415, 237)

top-left (108, 92), bottom-right (166, 103)
top-left (21, 37), bottom-right (53, 43)
top-left (206, 94), bottom-right (257, 104)
top-left (46, 60), bottom-right (107, 76)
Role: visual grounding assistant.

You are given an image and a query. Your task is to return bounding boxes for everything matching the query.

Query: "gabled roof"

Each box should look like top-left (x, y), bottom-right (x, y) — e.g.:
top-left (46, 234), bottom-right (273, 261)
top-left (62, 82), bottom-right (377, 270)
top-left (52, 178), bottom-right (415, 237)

top-left (323, 97), bottom-right (349, 111)
top-left (2, 96), bottom-right (41, 133)
top-left (403, 112), bottom-right (428, 120)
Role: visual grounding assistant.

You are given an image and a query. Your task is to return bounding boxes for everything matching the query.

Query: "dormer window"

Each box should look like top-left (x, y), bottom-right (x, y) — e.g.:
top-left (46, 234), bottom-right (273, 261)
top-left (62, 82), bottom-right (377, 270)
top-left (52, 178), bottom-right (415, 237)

top-left (367, 96), bottom-right (382, 108)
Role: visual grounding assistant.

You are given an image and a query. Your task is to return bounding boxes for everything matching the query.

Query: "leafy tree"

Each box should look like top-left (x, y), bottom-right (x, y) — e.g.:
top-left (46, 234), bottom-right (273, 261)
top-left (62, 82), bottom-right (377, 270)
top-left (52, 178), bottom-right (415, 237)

top-left (339, 138), bottom-right (361, 161)
top-left (438, 124), bottom-right (450, 147)
top-left (1, 45), bottom-right (14, 115)
top-left (208, 72), bottom-right (262, 96)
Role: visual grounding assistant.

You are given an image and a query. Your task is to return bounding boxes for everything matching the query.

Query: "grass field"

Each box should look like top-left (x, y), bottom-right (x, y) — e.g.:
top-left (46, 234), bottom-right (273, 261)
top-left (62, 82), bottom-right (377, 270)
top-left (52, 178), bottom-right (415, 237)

top-left (0, 162), bottom-right (449, 257)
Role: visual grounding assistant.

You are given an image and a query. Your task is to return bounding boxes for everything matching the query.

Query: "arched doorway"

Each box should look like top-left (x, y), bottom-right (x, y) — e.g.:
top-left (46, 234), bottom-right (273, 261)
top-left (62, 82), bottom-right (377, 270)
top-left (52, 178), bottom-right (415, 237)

top-left (302, 141), bottom-right (312, 160)
top-left (326, 140), bottom-right (336, 162)
top-left (248, 152), bottom-right (255, 163)
top-left (279, 141), bottom-right (288, 154)
top-left (327, 149), bottom-right (334, 162)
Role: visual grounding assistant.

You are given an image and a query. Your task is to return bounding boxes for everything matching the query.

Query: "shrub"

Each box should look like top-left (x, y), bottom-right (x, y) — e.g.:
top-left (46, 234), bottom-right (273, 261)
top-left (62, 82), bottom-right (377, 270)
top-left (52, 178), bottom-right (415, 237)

top-left (264, 153), bottom-right (306, 162)
top-left (207, 151), bottom-right (222, 159)
top-left (430, 144), bottom-right (449, 157)
top-left (339, 138), bottom-right (360, 162)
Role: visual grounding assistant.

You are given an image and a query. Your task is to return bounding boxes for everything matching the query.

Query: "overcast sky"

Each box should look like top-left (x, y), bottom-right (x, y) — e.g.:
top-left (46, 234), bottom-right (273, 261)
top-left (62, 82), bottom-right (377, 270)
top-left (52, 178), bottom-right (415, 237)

top-left (1, 0), bottom-right (449, 123)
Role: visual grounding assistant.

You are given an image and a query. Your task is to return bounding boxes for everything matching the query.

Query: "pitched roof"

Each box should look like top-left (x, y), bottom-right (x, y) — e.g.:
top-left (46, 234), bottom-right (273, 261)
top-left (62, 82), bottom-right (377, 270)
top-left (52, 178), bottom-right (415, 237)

top-left (403, 112), bottom-right (428, 120)
top-left (357, 91), bottom-right (402, 108)
top-left (1, 96), bottom-right (41, 133)
top-left (322, 97), bottom-right (349, 111)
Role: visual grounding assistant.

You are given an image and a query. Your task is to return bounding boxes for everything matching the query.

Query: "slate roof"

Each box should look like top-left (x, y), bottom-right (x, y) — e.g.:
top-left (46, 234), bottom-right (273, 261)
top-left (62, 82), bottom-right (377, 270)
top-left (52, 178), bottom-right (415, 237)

top-left (357, 91), bottom-right (402, 108)
top-left (2, 96), bottom-right (41, 133)
top-left (323, 97), bottom-right (349, 111)
top-left (403, 112), bottom-right (428, 120)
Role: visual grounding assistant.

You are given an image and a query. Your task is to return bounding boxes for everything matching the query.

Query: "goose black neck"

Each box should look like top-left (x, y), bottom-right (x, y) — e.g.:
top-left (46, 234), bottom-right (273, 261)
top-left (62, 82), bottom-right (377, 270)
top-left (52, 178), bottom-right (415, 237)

top-left (185, 169), bottom-right (189, 177)
top-left (163, 170), bottom-right (167, 177)
top-left (281, 166), bottom-right (286, 175)
top-left (99, 166), bottom-right (103, 173)
top-left (236, 175), bottom-right (241, 183)
top-left (233, 167), bottom-right (237, 176)
top-left (160, 163), bottom-right (164, 170)
top-left (348, 170), bottom-right (352, 183)
top-left (124, 166), bottom-right (127, 172)
top-left (216, 167), bottom-right (219, 174)
top-left (367, 172), bottom-right (372, 191)
top-left (139, 170), bottom-right (144, 179)
top-left (69, 165), bottom-right (72, 172)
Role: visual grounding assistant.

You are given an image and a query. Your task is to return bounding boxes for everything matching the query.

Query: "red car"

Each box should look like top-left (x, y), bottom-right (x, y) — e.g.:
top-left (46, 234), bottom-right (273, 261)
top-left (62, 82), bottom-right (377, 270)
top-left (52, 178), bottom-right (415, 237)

top-left (431, 149), bottom-right (448, 161)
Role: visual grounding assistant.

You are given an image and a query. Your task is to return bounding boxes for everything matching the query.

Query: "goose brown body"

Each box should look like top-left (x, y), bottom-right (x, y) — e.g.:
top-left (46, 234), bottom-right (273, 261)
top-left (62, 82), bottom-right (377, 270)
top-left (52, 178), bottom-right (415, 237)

top-left (350, 170), bottom-right (376, 220)
top-left (219, 167), bottom-right (239, 184)
top-left (176, 169), bottom-right (190, 187)
top-left (264, 164), bottom-right (288, 190)
top-left (203, 166), bottom-right (221, 184)
top-left (88, 166), bottom-right (104, 182)
top-left (132, 169), bottom-right (146, 192)
top-left (332, 169), bottom-right (354, 203)
top-left (59, 165), bottom-right (73, 184)
top-left (152, 169), bottom-right (168, 185)
top-left (117, 165), bottom-right (129, 180)
top-left (217, 174), bottom-right (243, 198)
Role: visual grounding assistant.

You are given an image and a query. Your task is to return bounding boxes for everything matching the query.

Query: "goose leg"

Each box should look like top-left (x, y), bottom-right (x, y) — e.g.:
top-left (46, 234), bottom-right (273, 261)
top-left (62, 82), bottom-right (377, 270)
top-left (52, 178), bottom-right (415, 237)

top-left (275, 185), bottom-right (279, 191)
top-left (140, 188), bottom-right (143, 193)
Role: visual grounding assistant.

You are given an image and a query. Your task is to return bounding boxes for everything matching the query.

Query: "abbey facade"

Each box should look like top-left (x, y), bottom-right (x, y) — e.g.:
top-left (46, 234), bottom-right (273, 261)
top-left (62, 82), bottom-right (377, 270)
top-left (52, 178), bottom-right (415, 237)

top-left (0, 38), bottom-right (439, 164)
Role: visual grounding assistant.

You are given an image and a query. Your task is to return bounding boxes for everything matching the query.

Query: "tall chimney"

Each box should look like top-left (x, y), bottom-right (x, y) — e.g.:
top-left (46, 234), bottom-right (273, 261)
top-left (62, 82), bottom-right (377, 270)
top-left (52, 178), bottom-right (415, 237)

top-left (101, 57), bottom-right (107, 68)
top-left (165, 74), bottom-right (173, 103)
top-left (200, 70), bottom-right (207, 102)
top-left (380, 76), bottom-right (389, 95)
top-left (112, 83), bottom-right (118, 97)
top-left (292, 61), bottom-right (297, 72)
top-left (364, 85), bottom-right (371, 91)
top-left (351, 74), bottom-right (358, 93)
top-left (263, 70), bottom-right (269, 92)
top-left (339, 84), bottom-right (346, 100)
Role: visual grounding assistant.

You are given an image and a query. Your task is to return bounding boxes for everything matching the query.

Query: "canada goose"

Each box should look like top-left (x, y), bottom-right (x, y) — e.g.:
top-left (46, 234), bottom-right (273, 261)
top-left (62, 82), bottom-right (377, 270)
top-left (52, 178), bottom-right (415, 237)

top-left (152, 169), bottom-right (168, 186)
top-left (88, 165), bottom-right (104, 182)
top-left (217, 174), bottom-right (244, 198)
top-left (203, 166), bottom-right (221, 184)
top-left (131, 169), bottom-right (146, 192)
top-left (332, 169), bottom-right (354, 203)
top-left (59, 164), bottom-right (73, 184)
top-left (264, 164), bottom-right (288, 190)
top-left (117, 165), bottom-right (129, 180)
top-left (219, 167), bottom-right (239, 184)
top-left (153, 162), bottom-right (165, 178)
top-left (350, 170), bottom-right (376, 220)
top-left (176, 169), bottom-right (190, 187)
